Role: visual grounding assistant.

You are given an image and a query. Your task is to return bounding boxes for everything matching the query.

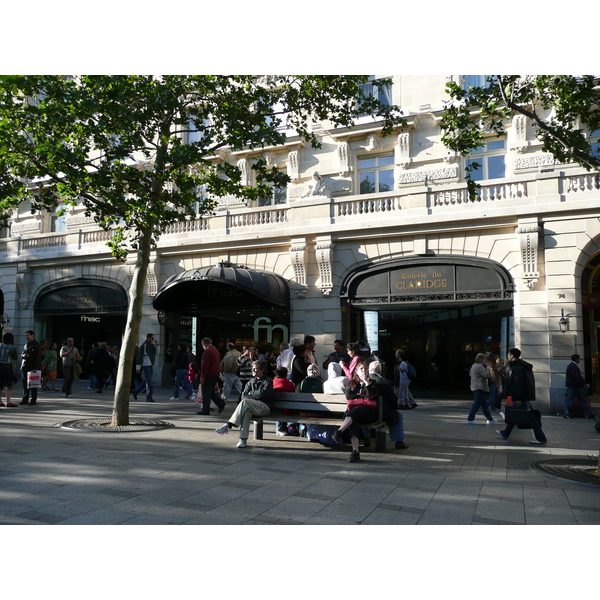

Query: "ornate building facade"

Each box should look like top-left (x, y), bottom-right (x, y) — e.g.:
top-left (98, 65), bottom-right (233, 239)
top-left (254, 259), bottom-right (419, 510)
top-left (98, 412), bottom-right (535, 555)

top-left (2, 74), bottom-right (599, 410)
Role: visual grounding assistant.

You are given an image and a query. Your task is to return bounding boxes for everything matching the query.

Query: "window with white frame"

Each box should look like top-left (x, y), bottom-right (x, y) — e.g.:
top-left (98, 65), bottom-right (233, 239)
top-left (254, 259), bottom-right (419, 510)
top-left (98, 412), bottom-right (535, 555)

top-left (466, 139), bottom-right (506, 181)
top-left (358, 154), bottom-right (394, 194)
top-left (358, 78), bottom-right (392, 117)
top-left (50, 204), bottom-right (67, 232)
top-left (258, 182), bottom-right (287, 206)
top-left (185, 114), bottom-right (211, 145)
top-left (462, 75), bottom-right (497, 91)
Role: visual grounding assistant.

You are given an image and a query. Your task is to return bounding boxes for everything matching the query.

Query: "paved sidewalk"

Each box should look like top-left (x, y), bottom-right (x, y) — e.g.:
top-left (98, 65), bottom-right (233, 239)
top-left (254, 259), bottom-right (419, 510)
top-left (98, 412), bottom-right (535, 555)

top-left (1, 381), bottom-right (599, 525)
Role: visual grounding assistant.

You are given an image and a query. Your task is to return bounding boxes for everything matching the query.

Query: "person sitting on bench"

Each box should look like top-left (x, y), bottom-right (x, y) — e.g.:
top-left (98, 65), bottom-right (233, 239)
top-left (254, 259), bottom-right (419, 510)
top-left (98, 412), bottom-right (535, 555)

top-left (214, 360), bottom-right (273, 448)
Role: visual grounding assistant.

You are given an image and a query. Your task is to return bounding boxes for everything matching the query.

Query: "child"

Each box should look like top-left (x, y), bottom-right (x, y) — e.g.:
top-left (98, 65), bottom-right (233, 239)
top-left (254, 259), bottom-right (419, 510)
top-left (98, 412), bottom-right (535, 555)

top-left (188, 362), bottom-right (198, 394)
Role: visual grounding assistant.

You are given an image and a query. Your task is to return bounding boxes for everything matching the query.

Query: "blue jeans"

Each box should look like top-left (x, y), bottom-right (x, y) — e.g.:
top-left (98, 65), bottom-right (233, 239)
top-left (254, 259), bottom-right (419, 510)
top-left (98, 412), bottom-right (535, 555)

top-left (173, 368), bottom-right (193, 398)
top-left (363, 410), bottom-right (404, 442)
top-left (468, 389), bottom-right (493, 421)
top-left (565, 387), bottom-right (592, 417)
top-left (132, 365), bottom-right (153, 400)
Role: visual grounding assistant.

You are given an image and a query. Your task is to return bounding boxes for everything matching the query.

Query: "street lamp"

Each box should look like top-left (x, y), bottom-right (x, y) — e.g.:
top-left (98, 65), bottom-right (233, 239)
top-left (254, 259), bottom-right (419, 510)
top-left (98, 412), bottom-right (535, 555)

top-left (558, 309), bottom-right (570, 333)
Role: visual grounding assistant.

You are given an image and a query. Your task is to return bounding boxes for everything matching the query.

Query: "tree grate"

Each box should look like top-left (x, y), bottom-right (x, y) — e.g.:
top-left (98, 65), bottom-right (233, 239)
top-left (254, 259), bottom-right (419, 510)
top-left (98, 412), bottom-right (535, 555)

top-left (531, 458), bottom-right (600, 486)
top-left (55, 418), bottom-right (175, 432)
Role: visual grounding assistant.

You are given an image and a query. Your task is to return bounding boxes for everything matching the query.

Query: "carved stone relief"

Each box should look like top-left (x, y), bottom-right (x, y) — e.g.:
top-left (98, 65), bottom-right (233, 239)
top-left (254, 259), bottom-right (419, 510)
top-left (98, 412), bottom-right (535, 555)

top-left (517, 225), bottom-right (541, 289)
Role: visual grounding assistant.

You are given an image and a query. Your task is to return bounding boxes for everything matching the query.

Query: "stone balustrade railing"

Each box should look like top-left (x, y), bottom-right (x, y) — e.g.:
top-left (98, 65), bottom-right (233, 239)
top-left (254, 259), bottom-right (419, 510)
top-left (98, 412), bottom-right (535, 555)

top-left (1, 169), bottom-right (597, 256)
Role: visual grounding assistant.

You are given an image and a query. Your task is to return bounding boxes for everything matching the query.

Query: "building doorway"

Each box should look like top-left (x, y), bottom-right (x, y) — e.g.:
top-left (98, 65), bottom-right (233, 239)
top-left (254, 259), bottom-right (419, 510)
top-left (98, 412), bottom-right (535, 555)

top-left (341, 255), bottom-right (514, 395)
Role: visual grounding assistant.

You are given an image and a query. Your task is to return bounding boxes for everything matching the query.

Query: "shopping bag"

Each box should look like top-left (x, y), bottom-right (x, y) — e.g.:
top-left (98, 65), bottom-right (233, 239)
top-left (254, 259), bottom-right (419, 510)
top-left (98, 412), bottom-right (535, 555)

top-left (27, 370), bottom-right (42, 389)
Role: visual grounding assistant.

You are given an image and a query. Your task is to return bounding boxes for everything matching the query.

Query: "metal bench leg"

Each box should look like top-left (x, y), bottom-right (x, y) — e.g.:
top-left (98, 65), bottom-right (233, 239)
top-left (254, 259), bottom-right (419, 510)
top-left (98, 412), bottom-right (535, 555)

top-left (375, 427), bottom-right (387, 453)
top-left (253, 420), bottom-right (264, 441)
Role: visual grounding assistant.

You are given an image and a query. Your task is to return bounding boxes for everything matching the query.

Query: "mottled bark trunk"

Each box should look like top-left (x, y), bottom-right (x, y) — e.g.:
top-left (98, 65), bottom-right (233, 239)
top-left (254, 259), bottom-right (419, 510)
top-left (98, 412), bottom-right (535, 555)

top-left (110, 226), bottom-right (153, 426)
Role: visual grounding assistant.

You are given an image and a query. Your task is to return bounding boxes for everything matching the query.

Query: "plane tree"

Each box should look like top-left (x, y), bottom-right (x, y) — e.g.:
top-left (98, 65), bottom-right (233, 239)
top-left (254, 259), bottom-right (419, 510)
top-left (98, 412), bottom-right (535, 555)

top-left (0, 75), bottom-right (403, 425)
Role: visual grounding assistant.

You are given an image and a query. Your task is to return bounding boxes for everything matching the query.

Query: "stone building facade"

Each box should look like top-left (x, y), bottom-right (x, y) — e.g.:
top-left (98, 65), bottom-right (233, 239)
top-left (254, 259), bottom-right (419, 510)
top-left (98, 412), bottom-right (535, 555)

top-left (2, 74), bottom-right (599, 410)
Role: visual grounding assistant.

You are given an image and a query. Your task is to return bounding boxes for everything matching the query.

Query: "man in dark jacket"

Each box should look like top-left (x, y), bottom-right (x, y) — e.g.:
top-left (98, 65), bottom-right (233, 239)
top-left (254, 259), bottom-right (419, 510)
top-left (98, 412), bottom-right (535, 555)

top-left (20, 330), bottom-right (42, 406)
top-left (564, 354), bottom-right (593, 419)
top-left (368, 361), bottom-right (408, 450)
top-left (131, 333), bottom-right (158, 402)
top-left (496, 347), bottom-right (547, 444)
top-left (214, 360), bottom-right (273, 448)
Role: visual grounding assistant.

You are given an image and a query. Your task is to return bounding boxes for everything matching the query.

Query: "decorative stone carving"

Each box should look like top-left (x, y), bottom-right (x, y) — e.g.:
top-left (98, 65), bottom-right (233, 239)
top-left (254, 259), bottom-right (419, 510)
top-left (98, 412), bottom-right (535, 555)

top-left (513, 114), bottom-right (528, 153)
top-left (289, 178), bottom-right (351, 198)
top-left (397, 133), bottom-right (411, 169)
top-left (290, 240), bottom-right (307, 298)
top-left (362, 134), bottom-right (382, 152)
top-left (397, 165), bottom-right (458, 185)
top-left (16, 266), bottom-right (31, 308)
top-left (264, 151), bottom-right (275, 167)
top-left (237, 158), bottom-right (249, 186)
top-left (146, 259), bottom-right (159, 297)
top-left (337, 142), bottom-right (352, 177)
top-left (301, 171), bottom-right (331, 199)
top-left (316, 237), bottom-right (334, 296)
top-left (517, 225), bottom-right (541, 289)
top-left (514, 153), bottom-right (559, 170)
top-left (287, 151), bottom-right (300, 182)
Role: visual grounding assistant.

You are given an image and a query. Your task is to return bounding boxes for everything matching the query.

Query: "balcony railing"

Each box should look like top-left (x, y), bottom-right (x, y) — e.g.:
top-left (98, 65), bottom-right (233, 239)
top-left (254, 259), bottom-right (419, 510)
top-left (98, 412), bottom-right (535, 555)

top-left (336, 195), bottom-right (401, 217)
top-left (229, 207), bottom-right (288, 229)
top-left (1, 169), bottom-right (597, 256)
top-left (432, 181), bottom-right (528, 207)
top-left (566, 173), bottom-right (600, 193)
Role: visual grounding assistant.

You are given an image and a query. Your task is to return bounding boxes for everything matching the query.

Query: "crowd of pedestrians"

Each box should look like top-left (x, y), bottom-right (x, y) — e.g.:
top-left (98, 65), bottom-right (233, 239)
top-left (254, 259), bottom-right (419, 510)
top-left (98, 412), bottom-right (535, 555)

top-left (2, 330), bottom-right (596, 456)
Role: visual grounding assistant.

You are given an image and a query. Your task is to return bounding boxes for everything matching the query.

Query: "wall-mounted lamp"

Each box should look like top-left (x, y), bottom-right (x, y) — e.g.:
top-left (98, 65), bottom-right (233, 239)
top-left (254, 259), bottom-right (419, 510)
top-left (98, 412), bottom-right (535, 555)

top-left (558, 309), bottom-right (570, 333)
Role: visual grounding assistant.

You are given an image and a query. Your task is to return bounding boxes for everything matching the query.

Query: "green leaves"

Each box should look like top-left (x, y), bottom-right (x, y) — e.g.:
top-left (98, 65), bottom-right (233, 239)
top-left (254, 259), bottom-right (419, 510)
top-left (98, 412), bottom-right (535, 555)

top-left (441, 75), bottom-right (600, 200)
top-left (0, 75), bottom-right (404, 257)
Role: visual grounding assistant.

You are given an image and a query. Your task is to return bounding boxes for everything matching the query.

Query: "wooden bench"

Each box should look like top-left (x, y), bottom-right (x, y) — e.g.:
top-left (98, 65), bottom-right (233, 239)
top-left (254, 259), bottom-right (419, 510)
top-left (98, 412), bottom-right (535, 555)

top-left (251, 391), bottom-right (388, 452)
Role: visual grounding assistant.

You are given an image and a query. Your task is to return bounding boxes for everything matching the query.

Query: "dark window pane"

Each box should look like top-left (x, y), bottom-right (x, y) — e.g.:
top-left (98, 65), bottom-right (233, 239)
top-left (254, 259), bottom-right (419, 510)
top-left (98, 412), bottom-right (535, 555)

top-left (360, 173), bottom-right (376, 194)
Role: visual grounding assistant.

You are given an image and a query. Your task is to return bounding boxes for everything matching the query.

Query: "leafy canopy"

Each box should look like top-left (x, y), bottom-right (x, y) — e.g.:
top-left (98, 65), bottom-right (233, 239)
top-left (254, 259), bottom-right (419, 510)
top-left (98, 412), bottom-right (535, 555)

top-left (441, 75), bottom-right (600, 195)
top-left (0, 75), bottom-right (404, 257)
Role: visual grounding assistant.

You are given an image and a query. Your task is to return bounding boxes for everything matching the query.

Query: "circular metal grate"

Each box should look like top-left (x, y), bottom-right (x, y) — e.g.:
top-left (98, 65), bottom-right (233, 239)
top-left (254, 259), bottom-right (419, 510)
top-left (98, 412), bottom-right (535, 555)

top-left (55, 418), bottom-right (175, 432)
top-left (531, 458), bottom-right (600, 486)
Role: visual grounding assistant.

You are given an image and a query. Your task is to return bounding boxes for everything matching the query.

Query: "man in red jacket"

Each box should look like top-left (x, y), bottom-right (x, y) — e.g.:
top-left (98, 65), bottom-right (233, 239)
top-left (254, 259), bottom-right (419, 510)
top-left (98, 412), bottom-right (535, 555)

top-left (197, 337), bottom-right (226, 416)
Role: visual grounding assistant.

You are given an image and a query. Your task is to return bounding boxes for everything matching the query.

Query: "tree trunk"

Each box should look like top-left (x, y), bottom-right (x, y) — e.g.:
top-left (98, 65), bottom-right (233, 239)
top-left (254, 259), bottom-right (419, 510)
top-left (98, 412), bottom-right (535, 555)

top-left (111, 225), bottom-right (154, 426)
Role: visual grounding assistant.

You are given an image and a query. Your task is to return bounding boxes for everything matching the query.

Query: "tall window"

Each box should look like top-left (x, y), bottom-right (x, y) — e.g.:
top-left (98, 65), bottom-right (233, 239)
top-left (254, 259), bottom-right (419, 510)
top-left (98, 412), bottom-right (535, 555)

top-left (359, 154), bottom-right (394, 194)
top-left (466, 140), bottom-right (506, 181)
top-left (462, 75), bottom-right (496, 91)
top-left (50, 204), bottom-right (67, 232)
top-left (359, 78), bottom-right (392, 117)
top-left (259, 185), bottom-right (287, 206)
top-left (185, 115), bottom-right (211, 145)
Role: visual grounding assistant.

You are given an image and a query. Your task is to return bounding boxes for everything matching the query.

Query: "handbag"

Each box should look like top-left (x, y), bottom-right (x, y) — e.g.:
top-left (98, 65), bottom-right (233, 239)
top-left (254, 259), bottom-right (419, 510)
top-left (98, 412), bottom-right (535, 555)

top-left (27, 370), bottom-right (41, 389)
top-left (347, 396), bottom-right (378, 410)
top-left (504, 402), bottom-right (536, 429)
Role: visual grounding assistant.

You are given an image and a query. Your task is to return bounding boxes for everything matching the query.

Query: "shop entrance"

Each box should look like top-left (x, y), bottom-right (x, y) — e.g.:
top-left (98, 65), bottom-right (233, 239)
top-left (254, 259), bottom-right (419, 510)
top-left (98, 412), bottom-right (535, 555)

top-left (34, 280), bottom-right (128, 376)
top-left (153, 263), bottom-right (290, 378)
top-left (581, 251), bottom-right (600, 394)
top-left (341, 255), bottom-right (514, 395)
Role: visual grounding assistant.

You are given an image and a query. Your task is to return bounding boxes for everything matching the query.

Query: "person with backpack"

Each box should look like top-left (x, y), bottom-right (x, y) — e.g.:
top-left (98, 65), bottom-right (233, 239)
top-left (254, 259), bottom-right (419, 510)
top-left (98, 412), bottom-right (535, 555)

top-left (394, 349), bottom-right (418, 409)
